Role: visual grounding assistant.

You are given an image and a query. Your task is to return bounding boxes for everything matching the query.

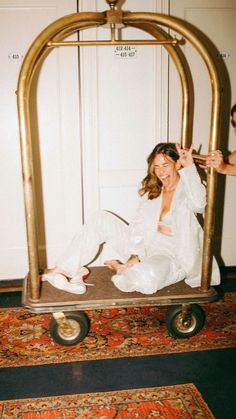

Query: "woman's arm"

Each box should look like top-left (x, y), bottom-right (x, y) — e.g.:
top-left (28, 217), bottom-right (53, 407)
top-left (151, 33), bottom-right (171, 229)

top-left (179, 164), bottom-right (206, 213)
top-left (176, 145), bottom-right (206, 213)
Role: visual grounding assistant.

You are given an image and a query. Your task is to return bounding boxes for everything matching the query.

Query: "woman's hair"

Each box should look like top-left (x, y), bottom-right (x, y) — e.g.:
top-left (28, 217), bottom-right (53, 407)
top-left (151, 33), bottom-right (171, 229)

top-left (139, 142), bottom-right (179, 200)
top-left (231, 104), bottom-right (236, 127)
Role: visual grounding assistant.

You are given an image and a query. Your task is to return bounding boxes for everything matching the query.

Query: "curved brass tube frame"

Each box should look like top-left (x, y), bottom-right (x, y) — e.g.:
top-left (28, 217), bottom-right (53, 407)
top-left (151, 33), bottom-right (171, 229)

top-left (17, 7), bottom-right (220, 301)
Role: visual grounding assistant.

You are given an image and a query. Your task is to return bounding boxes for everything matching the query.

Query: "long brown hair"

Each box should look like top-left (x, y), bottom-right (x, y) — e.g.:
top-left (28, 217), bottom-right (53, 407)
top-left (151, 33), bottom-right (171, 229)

top-left (139, 142), bottom-right (180, 200)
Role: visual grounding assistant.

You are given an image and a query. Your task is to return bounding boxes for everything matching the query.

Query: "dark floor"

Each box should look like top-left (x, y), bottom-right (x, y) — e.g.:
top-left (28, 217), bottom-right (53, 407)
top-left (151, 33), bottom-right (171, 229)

top-left (0, 278), bottom-right (236, 419)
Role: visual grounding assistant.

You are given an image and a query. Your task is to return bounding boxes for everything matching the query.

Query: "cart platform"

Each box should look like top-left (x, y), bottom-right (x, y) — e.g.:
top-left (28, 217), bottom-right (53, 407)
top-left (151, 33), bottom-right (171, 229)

top-left (22, 266), bottom-right (219, 313)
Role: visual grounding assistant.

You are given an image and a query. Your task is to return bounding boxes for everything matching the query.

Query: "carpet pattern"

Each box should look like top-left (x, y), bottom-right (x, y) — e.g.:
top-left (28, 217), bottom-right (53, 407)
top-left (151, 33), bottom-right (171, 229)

top-left (0, 292), bottom-right (235, 368)
top-left (0, 383), bottom-right (215, 418)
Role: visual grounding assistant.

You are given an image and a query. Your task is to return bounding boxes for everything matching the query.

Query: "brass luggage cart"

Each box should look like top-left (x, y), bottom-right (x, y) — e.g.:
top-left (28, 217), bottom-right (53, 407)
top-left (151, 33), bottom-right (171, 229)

top-left (17, 0), bottom-right (221, 345)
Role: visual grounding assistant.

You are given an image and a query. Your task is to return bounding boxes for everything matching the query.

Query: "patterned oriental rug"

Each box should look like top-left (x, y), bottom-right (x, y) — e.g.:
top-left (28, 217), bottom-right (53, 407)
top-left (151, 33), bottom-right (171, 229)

top-left (0, 292), bottom-right (235, 368)
top-left (0, 384), bottom-right (215, 418)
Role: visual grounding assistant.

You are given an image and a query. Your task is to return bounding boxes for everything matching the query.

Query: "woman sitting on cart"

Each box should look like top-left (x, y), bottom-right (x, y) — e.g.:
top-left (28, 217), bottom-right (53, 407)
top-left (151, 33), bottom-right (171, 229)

top-left (42, 142), bottom-right (220, 295)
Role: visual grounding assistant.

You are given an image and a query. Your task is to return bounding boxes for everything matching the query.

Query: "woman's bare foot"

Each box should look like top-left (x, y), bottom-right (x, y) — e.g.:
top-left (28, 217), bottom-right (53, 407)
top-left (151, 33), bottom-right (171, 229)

top-left (104, 259), bottom-right (125, 272)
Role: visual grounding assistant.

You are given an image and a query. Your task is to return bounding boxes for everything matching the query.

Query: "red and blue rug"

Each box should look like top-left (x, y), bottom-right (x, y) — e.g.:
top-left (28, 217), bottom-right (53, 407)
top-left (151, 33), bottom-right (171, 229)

top-left (0, 292), bottom-right (235, 368)
top-left (0, 383), bottom-right (215, 418)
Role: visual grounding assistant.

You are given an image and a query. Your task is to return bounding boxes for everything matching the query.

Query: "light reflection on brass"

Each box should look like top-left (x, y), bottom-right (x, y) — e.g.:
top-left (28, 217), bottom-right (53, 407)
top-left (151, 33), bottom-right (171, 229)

top-left (192, 154), bottom-right (207, 166)
top-left (47, 39), bottom-right (179, 46)
top-left (17, 6), bottom-right (221, 301)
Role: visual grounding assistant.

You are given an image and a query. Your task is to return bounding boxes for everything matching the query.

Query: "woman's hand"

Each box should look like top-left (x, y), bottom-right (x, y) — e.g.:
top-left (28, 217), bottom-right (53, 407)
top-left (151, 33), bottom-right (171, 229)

top-left (104, 255), bottom-right (139, 273)
top-left (176, 144), bottom-right (194, 167)
top-left (206, 150), bottom-right (225, 173)
top-left (104, 260), bottom-right (125, 272)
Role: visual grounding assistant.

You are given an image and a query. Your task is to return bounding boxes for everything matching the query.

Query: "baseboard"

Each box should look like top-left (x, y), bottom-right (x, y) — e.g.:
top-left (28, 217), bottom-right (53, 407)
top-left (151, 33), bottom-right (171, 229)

top-left (219, 266), bottom-right (236, 280)
top-left (0, 279), bottom-right (23, 293)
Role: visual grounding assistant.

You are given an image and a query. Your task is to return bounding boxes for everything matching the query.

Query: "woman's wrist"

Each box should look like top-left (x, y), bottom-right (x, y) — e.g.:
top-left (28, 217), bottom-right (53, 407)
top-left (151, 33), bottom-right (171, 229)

top-left (181, 160), bottom-right (194, 168)
top-left (126, 255), bottom-right (140, 266)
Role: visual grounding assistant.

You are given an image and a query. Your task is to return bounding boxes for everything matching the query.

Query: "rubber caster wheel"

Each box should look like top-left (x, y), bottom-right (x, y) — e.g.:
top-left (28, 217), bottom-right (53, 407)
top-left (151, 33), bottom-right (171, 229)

top-left (49, 311), bottom-right (90, 346)
top-left (166, 304), bottom-right (205, 338)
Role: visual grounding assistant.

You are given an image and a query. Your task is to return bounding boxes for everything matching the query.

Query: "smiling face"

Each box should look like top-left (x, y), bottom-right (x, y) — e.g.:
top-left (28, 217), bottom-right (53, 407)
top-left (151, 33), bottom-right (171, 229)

top-left (153, 153), bottom-right (180, 190)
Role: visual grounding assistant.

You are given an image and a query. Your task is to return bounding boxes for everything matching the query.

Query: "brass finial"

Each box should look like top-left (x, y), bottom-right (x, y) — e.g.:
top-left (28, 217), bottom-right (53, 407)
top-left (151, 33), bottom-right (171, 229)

top-left (106, 0), bottom-right (119, 9)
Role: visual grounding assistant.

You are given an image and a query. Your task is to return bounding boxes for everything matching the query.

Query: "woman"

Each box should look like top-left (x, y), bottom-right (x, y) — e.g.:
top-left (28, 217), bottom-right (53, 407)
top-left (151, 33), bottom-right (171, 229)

top-left (206, 104), bottom-right (236, 175)
top-left (43, 142), bottom-right (220, 294)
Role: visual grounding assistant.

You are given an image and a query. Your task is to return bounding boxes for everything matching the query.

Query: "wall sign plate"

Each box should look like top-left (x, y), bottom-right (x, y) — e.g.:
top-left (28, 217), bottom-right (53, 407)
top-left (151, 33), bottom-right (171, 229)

top-left (8, 52), bottom-right (23, 62)
top-left (114, 45), bottom-right (137, 58)
top-left (218, 51), bottom-right (230, 60)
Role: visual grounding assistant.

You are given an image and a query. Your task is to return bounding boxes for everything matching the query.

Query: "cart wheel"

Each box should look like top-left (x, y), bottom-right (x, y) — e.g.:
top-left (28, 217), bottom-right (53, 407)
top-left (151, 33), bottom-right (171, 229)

top-left (166, 304), bottom-right (205, 339)
top-left (49, 311), bottom-right (90, 346)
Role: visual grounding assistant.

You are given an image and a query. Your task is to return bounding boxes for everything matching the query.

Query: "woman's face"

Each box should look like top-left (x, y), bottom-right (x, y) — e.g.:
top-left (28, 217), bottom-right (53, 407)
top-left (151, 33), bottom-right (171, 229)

top-left (153, 153), bottom-right (180, 190)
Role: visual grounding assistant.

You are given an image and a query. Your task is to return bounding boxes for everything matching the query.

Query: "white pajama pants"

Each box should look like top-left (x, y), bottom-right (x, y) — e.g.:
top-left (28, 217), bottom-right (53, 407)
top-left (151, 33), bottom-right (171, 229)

top-left (56, 210), bottom-right (185, 294)
top-left (56, 210), bottom-right (130, 277)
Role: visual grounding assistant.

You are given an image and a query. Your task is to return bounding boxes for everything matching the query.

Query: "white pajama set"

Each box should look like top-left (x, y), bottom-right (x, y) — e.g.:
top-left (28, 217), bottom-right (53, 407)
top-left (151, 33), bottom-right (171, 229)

top-left (56, 163), bottom-right (221, 294)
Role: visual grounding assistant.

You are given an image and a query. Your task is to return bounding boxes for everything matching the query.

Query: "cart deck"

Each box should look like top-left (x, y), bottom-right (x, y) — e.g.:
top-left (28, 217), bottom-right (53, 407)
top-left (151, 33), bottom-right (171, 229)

top-left (22, 266), bottom-right (219, 313)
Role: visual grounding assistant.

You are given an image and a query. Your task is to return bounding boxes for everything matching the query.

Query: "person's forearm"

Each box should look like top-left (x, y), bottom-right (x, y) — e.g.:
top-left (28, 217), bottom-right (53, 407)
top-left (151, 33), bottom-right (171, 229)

top-left (228, 151), bottom-right (236, 165)
top-left (217, 162), bottom-right (236, 176)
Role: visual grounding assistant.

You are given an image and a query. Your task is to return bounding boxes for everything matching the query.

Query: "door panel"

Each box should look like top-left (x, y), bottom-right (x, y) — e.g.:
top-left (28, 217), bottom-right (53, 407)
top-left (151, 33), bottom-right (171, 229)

top-left (169, 0), bottom-right (236, 265)
top-left (79, 0), bottom-right (169, 264)
top-left (0, 0), bottom-right (81, 278)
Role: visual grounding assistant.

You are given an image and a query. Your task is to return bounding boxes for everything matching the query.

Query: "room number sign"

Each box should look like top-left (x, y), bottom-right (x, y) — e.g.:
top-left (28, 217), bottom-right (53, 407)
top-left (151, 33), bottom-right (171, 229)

top-left (114, 45), bottom-right (137, 58)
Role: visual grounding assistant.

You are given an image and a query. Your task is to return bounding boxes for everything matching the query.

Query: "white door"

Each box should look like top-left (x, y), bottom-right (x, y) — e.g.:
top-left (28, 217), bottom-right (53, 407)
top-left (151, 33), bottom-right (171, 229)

top-left (79, 0), bottom-right (169, 264)
top-left (169, 0), bottom-right (236, 265)
top-left (0, 0), bottom-right (81, 279)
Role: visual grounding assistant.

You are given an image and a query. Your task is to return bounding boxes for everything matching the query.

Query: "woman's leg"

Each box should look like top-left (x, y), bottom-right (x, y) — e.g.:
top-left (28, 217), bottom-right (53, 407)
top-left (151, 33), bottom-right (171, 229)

top-left (55, 210), bottom-right (129, 277)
